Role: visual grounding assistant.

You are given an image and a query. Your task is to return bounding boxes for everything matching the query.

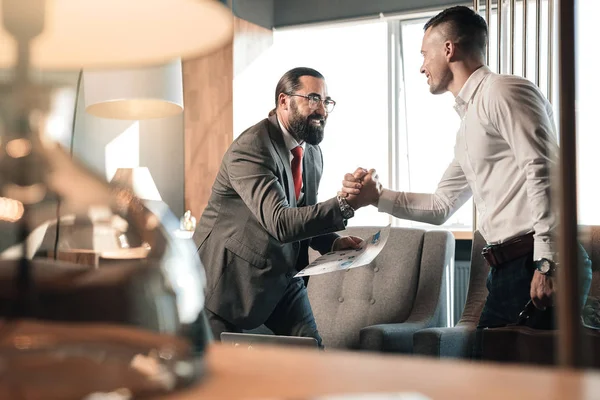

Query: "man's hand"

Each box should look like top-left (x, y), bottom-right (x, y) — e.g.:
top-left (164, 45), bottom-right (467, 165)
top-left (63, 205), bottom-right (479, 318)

top-left (340, 167), bottom-right (369, 196)
top-left (332, 235), bottom-right (364, 251)
top-left (338, 167), bottom-right (382, 209)
top-left (530, 271), bottom-right (555, 310)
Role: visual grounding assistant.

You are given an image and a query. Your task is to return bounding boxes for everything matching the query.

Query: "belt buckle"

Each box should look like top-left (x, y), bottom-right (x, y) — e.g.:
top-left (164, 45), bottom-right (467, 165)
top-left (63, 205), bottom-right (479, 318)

top-left (482, 245), bottom-right (498, 267)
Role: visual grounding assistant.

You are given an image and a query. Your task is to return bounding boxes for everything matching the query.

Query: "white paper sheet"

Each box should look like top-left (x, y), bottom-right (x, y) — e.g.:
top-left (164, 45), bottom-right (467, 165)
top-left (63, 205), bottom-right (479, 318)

top-left (295, 225), bottom-right (391, 277)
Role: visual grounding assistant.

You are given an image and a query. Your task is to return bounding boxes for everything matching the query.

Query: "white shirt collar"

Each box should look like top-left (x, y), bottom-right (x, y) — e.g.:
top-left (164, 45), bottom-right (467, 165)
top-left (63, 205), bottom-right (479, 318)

top-left (454, 65), bottom-right (491, 118)
top-left (277, 116), bottom-right (305, 152)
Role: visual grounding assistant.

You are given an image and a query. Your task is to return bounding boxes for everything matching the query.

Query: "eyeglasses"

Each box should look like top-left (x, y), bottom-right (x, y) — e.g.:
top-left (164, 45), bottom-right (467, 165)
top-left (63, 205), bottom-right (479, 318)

top-left (286, 93), bottom-right (336, 113)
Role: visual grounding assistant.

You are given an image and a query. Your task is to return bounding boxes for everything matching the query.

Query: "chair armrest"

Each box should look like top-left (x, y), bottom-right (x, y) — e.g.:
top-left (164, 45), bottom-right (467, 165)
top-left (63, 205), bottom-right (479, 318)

top-left (413, 325), bottom-right (477, 359)
top-left (403, 230), bottom-right (455, 328)
top-left (359, 322), bottom-right (427, 353)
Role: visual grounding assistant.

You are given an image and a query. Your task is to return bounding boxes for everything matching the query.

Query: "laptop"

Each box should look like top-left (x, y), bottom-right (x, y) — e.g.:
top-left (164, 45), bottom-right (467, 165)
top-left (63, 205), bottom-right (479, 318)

top-left (220, 332), bottom-right (319, 349)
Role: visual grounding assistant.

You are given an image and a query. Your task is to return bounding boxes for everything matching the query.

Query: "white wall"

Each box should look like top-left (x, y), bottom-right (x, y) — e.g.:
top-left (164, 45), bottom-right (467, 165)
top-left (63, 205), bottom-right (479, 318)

top-left (71, 75), bottom-right (185, 217)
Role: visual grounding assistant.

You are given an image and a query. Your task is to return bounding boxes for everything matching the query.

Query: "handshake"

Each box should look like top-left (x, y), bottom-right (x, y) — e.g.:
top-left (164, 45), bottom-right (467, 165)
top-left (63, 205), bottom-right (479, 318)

top-left (338, 167), bottom-right (382, 211)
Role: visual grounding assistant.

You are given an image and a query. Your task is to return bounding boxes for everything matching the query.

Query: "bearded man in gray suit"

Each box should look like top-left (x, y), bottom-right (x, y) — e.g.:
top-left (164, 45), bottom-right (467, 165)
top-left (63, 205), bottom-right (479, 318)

top-left (196, 67), bottom-right (364, 346)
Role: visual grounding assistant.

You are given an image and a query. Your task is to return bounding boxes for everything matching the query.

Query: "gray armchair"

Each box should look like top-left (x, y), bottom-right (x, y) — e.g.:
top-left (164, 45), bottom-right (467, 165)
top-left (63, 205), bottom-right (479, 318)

top-left (307, 226), bottom-right (454, 352)
top-left (412, 230), bottom-right (488, 358)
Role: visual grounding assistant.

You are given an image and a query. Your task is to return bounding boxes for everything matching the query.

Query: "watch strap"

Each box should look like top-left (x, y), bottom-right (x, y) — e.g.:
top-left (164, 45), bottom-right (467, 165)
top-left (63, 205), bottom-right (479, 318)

top-left (336, 195), bottom-right (355, 219)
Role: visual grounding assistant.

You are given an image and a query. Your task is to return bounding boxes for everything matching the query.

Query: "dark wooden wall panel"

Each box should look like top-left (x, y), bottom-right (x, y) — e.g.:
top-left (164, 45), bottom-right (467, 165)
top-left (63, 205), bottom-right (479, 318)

top-left (183, 44), bottom-right (234, 219)
top-left (184, 18), bottom-right (273, 218)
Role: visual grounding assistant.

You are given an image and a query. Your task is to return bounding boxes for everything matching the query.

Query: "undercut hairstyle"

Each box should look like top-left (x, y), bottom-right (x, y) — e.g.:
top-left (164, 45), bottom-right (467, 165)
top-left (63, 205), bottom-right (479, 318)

top-left (424, 6), bottom-right (488, 60)
top-left (269, 67), bottom-right (325, 115)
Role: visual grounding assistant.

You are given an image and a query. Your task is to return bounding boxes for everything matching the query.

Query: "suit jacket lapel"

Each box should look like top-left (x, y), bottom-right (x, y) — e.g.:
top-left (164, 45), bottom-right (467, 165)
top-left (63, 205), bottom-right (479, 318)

top-left (267, 114), bottom-right (297, 207)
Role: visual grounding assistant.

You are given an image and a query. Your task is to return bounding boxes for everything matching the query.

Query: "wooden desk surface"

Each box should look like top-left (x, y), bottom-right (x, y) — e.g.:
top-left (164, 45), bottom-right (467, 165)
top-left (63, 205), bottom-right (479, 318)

top-left (168, 343), bottom-right (600, 400)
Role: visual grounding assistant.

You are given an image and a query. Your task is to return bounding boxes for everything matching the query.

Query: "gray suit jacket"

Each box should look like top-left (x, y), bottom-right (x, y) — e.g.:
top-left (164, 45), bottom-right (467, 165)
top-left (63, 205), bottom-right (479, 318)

top-left (197, 114), bottom-right (346, 329)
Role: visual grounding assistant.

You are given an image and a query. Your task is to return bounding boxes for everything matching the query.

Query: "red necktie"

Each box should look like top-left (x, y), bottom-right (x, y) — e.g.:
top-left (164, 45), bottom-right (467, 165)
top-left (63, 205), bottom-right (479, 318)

top-left (290, 146), bottom-right (303, 200)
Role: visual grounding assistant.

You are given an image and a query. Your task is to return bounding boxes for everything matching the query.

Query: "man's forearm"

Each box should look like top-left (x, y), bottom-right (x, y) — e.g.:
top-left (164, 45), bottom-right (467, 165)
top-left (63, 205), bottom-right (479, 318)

top-left (524, 161), bottom-right (557, 262)
top-left (377, 189), bottom-right (464, 226)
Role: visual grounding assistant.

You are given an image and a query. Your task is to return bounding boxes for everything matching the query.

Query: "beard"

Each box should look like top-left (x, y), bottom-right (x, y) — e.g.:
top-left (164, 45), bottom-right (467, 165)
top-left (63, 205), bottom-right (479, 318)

top-left (288, 100), bottom-right (326, 145)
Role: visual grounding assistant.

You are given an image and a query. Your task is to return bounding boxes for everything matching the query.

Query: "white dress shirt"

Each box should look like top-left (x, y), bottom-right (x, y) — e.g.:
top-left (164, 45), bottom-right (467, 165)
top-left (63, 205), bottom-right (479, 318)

top-left (378, 66), bottom-right (558, 261)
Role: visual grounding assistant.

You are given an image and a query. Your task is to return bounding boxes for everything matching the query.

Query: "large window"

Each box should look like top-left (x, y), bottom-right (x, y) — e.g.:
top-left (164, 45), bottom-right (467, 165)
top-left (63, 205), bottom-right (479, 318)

top-left (234, 1), bottom-right (599, 229)
top-left (481, 0), bottom-right (599, 225)
top-left (576, 0), bottom-right (600, 225)
top-left (394, 19), bottom-right (472, 232)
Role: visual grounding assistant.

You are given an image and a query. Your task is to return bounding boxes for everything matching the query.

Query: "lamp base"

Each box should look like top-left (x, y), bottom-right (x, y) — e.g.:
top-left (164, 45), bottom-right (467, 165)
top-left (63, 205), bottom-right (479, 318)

top-left (0, 319), bottom-right (203, 399)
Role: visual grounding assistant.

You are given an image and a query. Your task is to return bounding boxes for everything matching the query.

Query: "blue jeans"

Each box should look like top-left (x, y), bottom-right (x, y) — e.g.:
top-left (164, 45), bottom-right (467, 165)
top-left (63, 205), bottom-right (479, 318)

top-left (474, 243), bottom-right (592, 359)
top-left (478, 242), bottom-right (592, 328)
top-left (478, 253), bottom-right (541, 328)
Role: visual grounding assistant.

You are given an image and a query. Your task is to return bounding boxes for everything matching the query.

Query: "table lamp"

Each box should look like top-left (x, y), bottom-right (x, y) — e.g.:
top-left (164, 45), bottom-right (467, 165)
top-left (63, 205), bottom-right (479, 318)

top-left (0, 1), bottom-right (232, 398)
top-left (84, 59), bottom-right (184, 120)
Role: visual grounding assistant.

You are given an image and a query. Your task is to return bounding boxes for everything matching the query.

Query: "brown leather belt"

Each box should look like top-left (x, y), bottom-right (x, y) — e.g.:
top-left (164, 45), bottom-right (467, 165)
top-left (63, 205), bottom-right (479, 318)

top-left (481, 232), bottom-right (534, 268)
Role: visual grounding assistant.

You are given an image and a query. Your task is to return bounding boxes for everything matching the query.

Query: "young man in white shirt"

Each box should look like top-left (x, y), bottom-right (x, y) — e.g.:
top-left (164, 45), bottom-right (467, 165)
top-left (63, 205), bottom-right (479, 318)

top-left (339, 6), bottom-right (591, 330)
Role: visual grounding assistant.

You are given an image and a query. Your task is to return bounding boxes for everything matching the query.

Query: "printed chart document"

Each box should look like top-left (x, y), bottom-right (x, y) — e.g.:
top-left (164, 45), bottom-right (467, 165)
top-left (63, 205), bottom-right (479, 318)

top-left (295, 225), bottom-right (391, 277)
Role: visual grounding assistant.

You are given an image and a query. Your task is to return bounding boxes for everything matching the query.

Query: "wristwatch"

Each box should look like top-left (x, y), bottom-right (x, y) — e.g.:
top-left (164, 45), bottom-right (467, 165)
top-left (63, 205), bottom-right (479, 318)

top-left (336, 195), bottom-right (355, 219)
top-left (534, 258), bottom-right (557, 276)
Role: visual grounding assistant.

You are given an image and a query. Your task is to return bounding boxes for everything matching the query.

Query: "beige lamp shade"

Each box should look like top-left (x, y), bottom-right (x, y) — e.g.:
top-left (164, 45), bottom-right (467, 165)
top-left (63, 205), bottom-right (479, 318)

top-left (84, 59), bottom-right (184, 120)
top-left (110, 167), bottom-right (162, 201)
top-left (0, 0), bottom-right (233, 69)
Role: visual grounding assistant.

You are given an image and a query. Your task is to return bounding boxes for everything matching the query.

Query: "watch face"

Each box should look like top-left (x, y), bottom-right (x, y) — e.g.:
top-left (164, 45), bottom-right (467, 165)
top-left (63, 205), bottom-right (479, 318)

top-left (538, 259), bottom-right (551, 273)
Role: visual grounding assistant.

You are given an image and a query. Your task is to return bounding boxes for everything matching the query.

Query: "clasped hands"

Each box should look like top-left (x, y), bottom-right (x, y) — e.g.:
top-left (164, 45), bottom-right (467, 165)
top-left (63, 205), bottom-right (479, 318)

top-left (338, 167), bottom-right (382, 210)
top-left (329, 168), bottom-right (381, 252)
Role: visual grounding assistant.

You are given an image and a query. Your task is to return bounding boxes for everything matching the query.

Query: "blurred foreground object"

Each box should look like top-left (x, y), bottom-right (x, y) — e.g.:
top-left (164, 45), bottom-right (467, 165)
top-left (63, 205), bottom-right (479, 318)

top-left (0, 0), bottom-right (232, 397)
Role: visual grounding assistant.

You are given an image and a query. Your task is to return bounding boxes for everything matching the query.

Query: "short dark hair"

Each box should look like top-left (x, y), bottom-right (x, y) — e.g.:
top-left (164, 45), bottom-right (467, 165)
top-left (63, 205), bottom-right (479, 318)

top-left (424, 6), bottom-right (488, 60)
top-left (272, 67), bottom-right (325, 112)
